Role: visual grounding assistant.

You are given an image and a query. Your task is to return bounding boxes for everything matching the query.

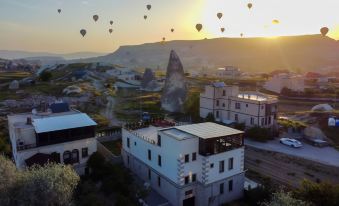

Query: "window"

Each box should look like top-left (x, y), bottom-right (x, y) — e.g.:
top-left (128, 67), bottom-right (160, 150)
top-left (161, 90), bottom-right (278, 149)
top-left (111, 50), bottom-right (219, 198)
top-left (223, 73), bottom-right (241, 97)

top-left (228, 180), bottom-right (233, 191)
top-left (228, 158), bottom-right (234, 170)
top-left (220, 183), bottom-right (224, 194)
top-left (246, 104), bottom-right (248, 107)
top-left (148, 168), bottom-right (151, 180)
top-left (261, 105), bottom-right (264, 110)
top-left (157, 135), bottom-right (161, 146)
top-left (158, 155), bottom-right (162, 167)
top-left (216, 100), bottom-right (219, 106)
top-left (250, 117), bottom-right (254, 125)
top-left (63, 151), bottom-right (71, 164)
top-left (192, 174), bottom-right (197, 182)
top-left (223, 90), bottom-right (226, 96)
top-left (82, 148), bottom-right (88, 158)
top-left (72, 149), bottom-right (79, 163)
top-left (185, 190), bottom-right (193, 196)
top-left (185, 176), bottom-right (189, 184)
top-left (158, 176), bottom-right (161, 187)
top-left (216, 111), bottom-right (219, 118)
top-left (148, 149), bottom-right (152, 161)
top-left (127, 138), bottom-right (130, 148)
top-left (235, 114), bottom-right (238, 122)
top-left (222, 103), bottom-right (225, 107)
top-left (219, 160), bottom-right (225, 173)
top-left (127, 155), bottom-right (130, 165)
top-left (235, 102), bottom-right (241, 109)
top-left (261, 118), bottom-right (265, 126)
top-left (134, 142), bottom-right (137, 146)
top-left (210, 163), bottom-right (214, 168)
top-left (192, 152), bottom-right (197, 161)
top-left (268, 116), bottom-right (272, 125)
top-left (185, 154), bottom-right (189, 163)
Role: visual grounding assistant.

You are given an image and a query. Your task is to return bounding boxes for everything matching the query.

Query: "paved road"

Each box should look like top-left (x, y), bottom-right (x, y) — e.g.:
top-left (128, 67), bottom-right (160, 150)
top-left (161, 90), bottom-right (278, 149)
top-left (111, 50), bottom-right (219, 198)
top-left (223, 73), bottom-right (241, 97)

top-left (245, 139), bottom-right (339, 167)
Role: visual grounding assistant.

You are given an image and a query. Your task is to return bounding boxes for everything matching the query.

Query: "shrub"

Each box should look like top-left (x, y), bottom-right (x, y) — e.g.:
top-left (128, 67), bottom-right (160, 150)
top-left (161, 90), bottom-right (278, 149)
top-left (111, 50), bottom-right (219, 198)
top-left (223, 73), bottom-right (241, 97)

top-left (246, 127), bottom-right (272, 142)
top-left (39, 70), bottom-right (53, 82)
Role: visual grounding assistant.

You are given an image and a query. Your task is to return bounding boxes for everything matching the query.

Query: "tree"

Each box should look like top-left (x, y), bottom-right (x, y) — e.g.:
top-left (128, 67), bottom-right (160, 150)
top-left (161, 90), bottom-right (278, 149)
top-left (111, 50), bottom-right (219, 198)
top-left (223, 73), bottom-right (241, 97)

top-left (295, 180), bottom-right (339, 206)
top-left (205, 112), bottom-right (215, 122)
top-left (0, 156), bottom-right (18, 206)
top-left (39, 70), bottom-right (53, 82)
top-left (0, 156), bottom-right (80, 206)
top-left (246, 127), bottom-right (272, 142)
top-left (184, 93), bottom-right (201, 122)
top-left (261, 190), bottom-right (310, 206)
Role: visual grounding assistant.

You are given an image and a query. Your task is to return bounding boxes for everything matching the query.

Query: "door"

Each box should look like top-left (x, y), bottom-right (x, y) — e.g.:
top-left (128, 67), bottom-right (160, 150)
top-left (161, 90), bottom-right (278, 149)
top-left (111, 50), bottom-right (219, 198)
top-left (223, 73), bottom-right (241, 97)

top-left (183, 196), bottom-right (195, 206)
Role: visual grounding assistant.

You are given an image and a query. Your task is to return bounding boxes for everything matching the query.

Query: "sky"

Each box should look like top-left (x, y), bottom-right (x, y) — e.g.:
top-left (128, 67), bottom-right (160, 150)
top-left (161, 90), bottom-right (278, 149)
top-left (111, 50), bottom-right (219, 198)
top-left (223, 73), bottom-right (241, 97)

top-left (1, 0), bottom-right (339, 53)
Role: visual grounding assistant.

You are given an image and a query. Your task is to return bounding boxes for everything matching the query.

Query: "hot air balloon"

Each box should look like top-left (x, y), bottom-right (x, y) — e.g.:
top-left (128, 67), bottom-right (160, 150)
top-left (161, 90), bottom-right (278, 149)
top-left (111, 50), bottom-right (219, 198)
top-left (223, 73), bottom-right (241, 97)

top-left (171, 28), bottom-right (174, 33)
top-left (80, 29), bottom-right (87, 37)
top-left (93, 15), bottom-right (99, 22)
top-left (217, 13), bottom-right (223, 19)
top-left (109, 29), bottom-right (113, 34)
top-left (240, 33), bottom-right (244, 37)
top-left (162, 37), bottom-right (166, 41)
top-left (247, 3), bottom-right (253, 9)
top-left (144, 15), bottom-right (147, 20)
top-left (221, 28), bottom-right (225, 33)
top-left (147, 4), bottom-right (151, 10)
top-left (57, 9), bottom-right (61, 14)
top-left (196, 24), bottom-right (202, 32)
top-left (110, 20), bottom-right (113, 25)
top-left (272, 19), bottom-right (280, 24)
top-left (320, 27), bottom-right (329, 36)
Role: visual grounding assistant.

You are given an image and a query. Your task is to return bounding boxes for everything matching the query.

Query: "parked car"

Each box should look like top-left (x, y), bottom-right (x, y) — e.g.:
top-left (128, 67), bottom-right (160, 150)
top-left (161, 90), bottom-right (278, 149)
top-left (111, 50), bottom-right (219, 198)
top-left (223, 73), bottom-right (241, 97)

top-left (279, 138), bottom-right (303, 148)
top-left (304, 138), bottom-right (329, 147)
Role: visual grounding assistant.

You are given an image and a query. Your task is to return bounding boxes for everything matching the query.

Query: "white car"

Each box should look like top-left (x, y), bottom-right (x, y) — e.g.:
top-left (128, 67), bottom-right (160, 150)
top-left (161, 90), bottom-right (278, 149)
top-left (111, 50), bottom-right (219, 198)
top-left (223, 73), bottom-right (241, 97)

top-left (279, 138), bottom-right (303, 148)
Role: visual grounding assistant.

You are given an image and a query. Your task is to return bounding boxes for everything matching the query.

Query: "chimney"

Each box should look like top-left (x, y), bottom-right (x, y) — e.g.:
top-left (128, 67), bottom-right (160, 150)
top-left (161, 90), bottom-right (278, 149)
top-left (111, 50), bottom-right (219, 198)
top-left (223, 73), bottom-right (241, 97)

top-left (26, 117), bottom-right (32, 125)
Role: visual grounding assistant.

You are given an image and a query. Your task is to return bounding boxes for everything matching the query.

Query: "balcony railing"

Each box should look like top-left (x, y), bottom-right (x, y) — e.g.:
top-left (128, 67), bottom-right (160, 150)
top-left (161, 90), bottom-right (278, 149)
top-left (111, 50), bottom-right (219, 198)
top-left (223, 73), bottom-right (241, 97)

top-left (17, 143), bottom-right (37, 151)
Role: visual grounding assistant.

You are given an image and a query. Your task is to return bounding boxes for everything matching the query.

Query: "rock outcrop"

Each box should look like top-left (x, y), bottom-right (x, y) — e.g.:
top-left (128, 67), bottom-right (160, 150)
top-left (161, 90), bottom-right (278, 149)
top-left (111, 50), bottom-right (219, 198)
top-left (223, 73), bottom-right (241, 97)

top-left (9, 80), bottom-right (19, 90)
top-left (141, 68), bottom-right (162, 92)
top-left (311, 104), bottom-right (334, 112)
top-left (141, 68), bottom-right (155, 88)
top-left (161, 50), bottom-right (187, 112)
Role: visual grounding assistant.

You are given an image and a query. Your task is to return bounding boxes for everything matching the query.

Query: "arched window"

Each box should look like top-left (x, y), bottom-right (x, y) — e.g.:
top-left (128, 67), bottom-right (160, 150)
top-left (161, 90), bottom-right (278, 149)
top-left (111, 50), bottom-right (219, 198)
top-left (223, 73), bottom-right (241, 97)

top-left (72, 149), bottom-right (79, 163)
top-left (63, 151), bottom-right (71, 164)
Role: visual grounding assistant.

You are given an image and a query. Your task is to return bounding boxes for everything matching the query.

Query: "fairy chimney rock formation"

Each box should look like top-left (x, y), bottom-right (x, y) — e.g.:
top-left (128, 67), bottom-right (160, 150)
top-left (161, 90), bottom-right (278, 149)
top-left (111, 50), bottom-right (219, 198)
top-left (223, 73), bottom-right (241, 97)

top-left (161, 50), bottom-right (188, 112)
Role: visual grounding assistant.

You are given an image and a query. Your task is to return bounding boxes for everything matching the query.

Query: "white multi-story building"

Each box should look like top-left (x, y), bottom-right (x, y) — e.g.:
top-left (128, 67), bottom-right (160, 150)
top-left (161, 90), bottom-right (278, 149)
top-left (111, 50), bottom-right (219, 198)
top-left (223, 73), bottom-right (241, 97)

top-left (122, 122), bottom-right (245, 206)
top-left (215, 66), bottom-right (241, 79)
top-left (263, 73), bottom-right (305, 94)
top-left (200, 82), bottom-right (278, 128)
top-left (8, 103), bottom-right (97, 175)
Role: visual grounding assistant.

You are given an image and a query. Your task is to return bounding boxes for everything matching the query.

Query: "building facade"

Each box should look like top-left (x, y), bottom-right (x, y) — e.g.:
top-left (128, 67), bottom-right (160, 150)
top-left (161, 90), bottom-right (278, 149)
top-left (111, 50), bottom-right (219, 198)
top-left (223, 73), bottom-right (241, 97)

top-left (215, 66), bottom-right (241, 79)
top-left (200, 82), bottom-right (278, 128)
top-left (122, 122), bottom-right (245, 206)
top-left (263, 73), bottom-right (305, 94)
top-left (8, 104), bottom-right (97, 175)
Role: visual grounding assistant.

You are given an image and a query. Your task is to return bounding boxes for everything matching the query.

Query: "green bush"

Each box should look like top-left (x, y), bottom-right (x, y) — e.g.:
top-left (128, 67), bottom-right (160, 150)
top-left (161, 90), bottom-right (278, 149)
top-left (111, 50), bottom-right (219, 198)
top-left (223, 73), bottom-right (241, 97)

top-left (39, 70), bottom-right (53, 82)
top-left (246, 127), bottom-right (272, 142)
top-left (205, 112), bottom-right (215, 122)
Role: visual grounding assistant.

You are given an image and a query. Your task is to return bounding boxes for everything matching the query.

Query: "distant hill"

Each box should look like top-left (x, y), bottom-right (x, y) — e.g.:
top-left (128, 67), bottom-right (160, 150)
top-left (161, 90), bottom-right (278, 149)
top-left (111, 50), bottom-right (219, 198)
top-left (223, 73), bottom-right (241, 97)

top-left (0, 50), bottom-right (106, 61)
top-left (79, 35), bottom-right (339, 72)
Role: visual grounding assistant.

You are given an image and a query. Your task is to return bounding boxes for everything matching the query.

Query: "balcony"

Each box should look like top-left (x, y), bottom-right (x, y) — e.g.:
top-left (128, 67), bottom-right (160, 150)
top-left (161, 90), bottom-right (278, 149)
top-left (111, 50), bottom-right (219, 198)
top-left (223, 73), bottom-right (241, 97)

top-left (17, 143), bottom-right (37, 151)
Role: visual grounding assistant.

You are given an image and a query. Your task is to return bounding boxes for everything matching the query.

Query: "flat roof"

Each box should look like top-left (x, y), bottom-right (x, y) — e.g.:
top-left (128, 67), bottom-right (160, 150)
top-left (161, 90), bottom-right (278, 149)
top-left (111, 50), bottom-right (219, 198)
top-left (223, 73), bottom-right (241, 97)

top-left (174, 122), bottom-right (243, 139)
top-left (133, 126), bottom-right (159, 143)
top-left (162, 128), bottom-right (195, 140)
top-left (32, 113), bottom-right (97, 133)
